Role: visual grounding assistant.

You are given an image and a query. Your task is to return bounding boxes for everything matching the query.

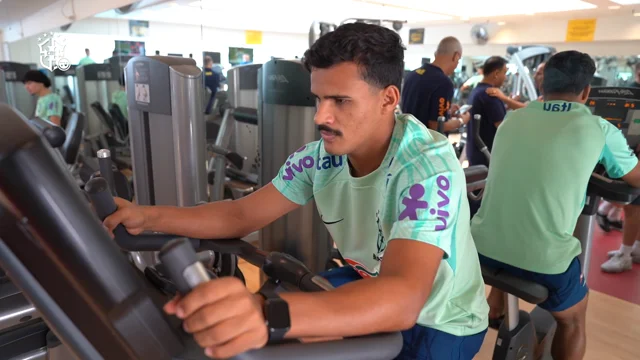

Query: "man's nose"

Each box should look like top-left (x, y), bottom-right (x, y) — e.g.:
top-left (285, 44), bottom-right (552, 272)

top-left (314, 101), bottom-right (335, 126)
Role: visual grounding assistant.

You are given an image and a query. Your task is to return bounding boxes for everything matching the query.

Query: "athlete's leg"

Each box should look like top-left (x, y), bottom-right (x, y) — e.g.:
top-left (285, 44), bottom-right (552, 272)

top-left (550, 295), bottom-right (588, 360)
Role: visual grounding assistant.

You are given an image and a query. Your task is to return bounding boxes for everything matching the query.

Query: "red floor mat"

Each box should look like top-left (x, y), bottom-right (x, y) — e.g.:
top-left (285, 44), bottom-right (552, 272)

top-left (588, 225), bottom-right (640, 305)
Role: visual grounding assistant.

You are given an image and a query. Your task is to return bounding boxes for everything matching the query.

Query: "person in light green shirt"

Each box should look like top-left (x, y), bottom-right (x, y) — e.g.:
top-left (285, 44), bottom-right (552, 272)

top-left (111, 74), bottom-right (128, 119)
top-left (22, 70), bottom-right (63, 126)
top-left (102, 23), bottom-right (488, 359)
top-left (78, 48), bottom-right (95, 66)
top-left (471, 51), bottom-right (640, 360)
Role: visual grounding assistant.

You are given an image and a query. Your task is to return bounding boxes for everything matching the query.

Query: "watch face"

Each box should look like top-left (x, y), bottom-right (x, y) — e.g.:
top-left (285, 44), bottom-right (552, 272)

top-left (266, 299), bottom-right (290, 329)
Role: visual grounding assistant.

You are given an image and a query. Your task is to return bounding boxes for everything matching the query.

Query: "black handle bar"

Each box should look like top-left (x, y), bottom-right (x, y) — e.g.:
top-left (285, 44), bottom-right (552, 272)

top-left (84, 177), bottom-right (329, 292)
top-left (473, 114), bottom-right (491, 164)
top-left (29, 117), bottom-right (66, 148)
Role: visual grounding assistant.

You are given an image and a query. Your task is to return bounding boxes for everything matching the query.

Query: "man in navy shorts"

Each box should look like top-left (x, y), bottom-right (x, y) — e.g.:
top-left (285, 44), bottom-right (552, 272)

top-left (471, 51), bottom-right (640, 359)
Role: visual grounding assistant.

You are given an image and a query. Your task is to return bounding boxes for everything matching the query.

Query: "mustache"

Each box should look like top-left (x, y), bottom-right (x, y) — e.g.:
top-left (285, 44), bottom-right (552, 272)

top-left (318, 125), bottom-right (342, 136)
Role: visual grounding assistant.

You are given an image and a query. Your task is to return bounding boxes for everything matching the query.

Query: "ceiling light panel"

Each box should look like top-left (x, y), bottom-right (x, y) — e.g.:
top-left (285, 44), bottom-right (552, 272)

top-left (360, 0), bottom-right (597, 18)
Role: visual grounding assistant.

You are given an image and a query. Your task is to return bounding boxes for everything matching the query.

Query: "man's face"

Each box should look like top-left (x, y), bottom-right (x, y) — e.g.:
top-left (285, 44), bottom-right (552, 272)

top-left (494, 64), bottom-right (508, 87)
top-left (311, 62), bottom-right (392, 156)
top-left (534, 63), bottom-right (545, 90)
top-left (24, 81), bottom-right (42, 95)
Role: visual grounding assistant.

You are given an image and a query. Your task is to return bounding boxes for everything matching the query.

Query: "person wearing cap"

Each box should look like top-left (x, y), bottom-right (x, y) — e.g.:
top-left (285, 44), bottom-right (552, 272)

top-left (23, 70), bottom-right (63, 126)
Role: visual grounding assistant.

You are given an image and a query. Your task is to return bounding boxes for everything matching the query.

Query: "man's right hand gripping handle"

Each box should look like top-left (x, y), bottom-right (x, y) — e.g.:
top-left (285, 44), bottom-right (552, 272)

top-left (85, 177), bottom-right (200, 251)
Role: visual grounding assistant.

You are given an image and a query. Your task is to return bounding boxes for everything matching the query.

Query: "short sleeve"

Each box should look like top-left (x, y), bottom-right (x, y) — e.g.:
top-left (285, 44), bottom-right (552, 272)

top-left (388, 168), bottom-right (462, 259)
top-left (271, 142), bottom-right (318, 205)
top-left (598, 118), bottom-right (638, 179)
top-left (43, 95), bottom-right (63, 118)
top-left (427, 82), bottom-right (454, 122)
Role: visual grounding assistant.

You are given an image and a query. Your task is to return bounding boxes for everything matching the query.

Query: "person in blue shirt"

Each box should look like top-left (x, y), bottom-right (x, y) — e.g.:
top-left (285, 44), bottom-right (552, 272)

top-left (465, 56), bottom-right (509, 167)
top-left (401, 37), bottom-right (470, 133)
top-left (204, 56), bottom-right (221, 115)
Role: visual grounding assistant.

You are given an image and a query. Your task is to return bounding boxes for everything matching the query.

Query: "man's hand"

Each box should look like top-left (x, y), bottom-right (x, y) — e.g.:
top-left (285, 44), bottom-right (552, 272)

top-left (103, 197), bottom-right (147, 236)
top-left (460, 111), bottom-right (471, 124)
top-left (164, 277), bottom-right (268, 359)
top-left (486, 87), bottom-right (506, 100)
top-left (449, 104), bottom-right (460, 115)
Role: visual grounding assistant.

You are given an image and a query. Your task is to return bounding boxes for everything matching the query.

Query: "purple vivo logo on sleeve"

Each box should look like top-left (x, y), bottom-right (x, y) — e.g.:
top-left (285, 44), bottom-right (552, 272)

top-left (398, 175), bottom-right (452, 231)
top-left (398, 184), bottom-right (428, 220)
top-left (434, 175), bottom-right (450, 231)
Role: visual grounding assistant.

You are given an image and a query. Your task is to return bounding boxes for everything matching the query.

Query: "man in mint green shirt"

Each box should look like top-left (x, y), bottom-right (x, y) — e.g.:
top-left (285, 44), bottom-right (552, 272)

top-left (104, 23), bottom-right (488, 359)
top-left (22, 70), bottom-right (63, 126)
top-left (111, 74), bottom-right (128, 119)
top-left (78, 48), bottom-right (95, 66)
top-left (471, 51), bottom-right (640, 360)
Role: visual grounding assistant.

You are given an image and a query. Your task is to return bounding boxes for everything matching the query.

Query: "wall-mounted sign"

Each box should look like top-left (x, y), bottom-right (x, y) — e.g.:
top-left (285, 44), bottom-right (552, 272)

top-left (245, 30), bottom-right (263, 45)
top-left (409, 28), bottom-right (425, 45)
top-left (129, 20), bottom-right (149, 37)
top-left (566, 19), bottom-right (596, 42)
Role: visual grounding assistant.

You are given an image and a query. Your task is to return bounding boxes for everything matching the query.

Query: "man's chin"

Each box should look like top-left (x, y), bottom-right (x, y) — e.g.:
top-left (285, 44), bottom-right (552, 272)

top-left (323, 143), bottom-right (347, 157)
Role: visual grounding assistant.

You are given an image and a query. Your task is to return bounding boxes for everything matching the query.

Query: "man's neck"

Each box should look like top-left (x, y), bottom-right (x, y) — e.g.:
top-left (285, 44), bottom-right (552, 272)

top-left (429, 60), bottom-right (448, 75)
top-left (347, 115), bottom-right (395, 178)
top-left (481, 77), bottom-right (500, 87)
top-left (37, 88), bottom-right (51, 97)
top-left (544, 94), bottom-right (582, 103)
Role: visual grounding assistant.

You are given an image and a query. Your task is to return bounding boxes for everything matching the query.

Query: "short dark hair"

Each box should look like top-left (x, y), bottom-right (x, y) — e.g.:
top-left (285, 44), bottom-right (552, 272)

top-left (303, 22), bottom-right (405, 90)
top-left (22, 70), bottom-right (51, 88)
top-left (543, 51), bottom-right (595, 95)
top-left (482, 56), bottom-right (508, 76)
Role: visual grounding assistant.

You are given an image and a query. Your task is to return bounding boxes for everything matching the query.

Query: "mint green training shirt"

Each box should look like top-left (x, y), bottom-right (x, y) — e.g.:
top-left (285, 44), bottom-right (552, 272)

top-left (471, 101), bottom-right (638, 274)
top-left (272, 114), bottom-right (489, 336)
top-left (36, 92), bottom-right (63, 122)
top-left (111, 90), bottom-right (128, 119)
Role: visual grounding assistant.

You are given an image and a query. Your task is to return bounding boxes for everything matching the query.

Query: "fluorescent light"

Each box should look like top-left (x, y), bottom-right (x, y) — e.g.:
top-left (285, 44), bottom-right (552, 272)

top-left (498, 21), bottom-right (506, 25)
top-left (609, 0), bottom-right (640, 4)
top-left (635, 12), bottom-right (640, 16)
top-left (608, 5), bottom-right (621, 9)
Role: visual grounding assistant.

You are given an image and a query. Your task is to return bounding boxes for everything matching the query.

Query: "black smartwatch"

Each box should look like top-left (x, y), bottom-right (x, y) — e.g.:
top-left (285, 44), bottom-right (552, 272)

top-left (262, 292), bottom-right (291, 343)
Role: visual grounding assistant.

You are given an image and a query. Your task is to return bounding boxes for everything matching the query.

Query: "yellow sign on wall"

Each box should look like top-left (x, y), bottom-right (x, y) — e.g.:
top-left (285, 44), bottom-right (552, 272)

top-left (565, 19), bottom-right (597, 42)
top-left (245, 30), bottom-right (263, 45)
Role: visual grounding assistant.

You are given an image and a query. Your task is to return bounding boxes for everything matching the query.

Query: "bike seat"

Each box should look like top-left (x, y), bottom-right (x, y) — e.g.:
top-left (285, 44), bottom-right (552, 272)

top-left (481, 264), bottom-right (549, 305)
top-left (464, 165), bottom-right (488, 193)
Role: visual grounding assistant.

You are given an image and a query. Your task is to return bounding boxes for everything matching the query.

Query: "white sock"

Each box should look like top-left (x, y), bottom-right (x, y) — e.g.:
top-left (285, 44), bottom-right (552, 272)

top-left (608, 207), bottom-right (623, 222)
top-left (620, 244), bottom-right (633, 258)
top-left (632, 240), bottom-right (640, 252)
top-left (598, 201), bottom-right (613, 215)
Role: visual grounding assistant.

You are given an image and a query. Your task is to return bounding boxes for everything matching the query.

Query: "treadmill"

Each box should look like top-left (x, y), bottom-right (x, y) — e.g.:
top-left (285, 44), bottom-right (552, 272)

top-left (0, 102), bottom-right (403, 360)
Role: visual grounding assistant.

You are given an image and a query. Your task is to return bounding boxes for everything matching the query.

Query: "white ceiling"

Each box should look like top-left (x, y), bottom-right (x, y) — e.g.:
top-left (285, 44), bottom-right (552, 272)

top-left (92, 0), bottom-right (640, 33)
top-left (0, 0), bottom-right (61, 28)
top-left (2, 0), bottom-right (640, 35)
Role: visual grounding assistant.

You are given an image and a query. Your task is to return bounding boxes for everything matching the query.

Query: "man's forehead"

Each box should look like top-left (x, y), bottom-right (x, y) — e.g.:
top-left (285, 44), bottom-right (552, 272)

top-left (310, 63), bottom-right (367, 92)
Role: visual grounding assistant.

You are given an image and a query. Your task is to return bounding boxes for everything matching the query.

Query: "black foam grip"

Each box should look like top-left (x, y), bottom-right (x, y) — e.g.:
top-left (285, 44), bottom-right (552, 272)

top-left (85, 177), bottom-right (201, 251)
top-left (159, 238), bottom-right (209, 294)
top-left (98, 155), bottom-right (117, 197)
top-left (29, 118), bottom-right (66, 148)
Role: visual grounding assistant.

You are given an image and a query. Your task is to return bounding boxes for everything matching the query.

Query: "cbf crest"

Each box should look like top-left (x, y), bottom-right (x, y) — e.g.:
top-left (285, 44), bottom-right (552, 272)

top-left (38, 32), bottom-right (70, 72)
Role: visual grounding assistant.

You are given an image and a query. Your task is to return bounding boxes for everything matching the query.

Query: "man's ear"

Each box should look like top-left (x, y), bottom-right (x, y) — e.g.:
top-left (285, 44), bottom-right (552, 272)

top-left (581, 85), bottom-right (592, 102)
top-left (382, 86), bottom-right (400, 113)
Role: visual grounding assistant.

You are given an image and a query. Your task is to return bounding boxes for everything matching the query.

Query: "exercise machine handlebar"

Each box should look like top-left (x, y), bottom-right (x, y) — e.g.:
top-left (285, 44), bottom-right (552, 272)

top-left (473, 114), bottom-right (491, 164)
top-left (85, 177), bottom-right (331, 292)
